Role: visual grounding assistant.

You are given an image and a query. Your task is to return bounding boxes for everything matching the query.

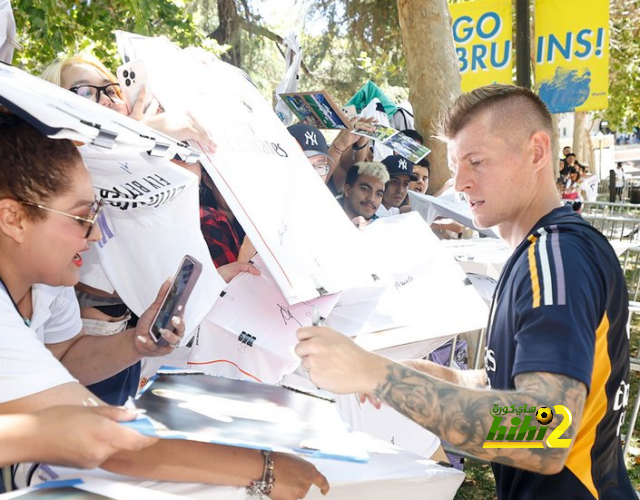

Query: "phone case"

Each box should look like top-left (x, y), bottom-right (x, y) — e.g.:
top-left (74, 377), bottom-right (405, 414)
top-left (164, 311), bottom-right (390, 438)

top-left (149, 255), bottom-right (203, 346)
top-left (116, 60), bottom-right (152, 113)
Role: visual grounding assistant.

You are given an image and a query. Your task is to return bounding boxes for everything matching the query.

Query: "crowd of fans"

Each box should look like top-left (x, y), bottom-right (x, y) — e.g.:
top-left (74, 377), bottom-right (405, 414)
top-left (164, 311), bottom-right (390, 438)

top-left (0, 20), bottom-right (634, 500)
top-left (557, 146), bottom-right (600, 211)
top-left (0, 46), bottom-right (473, 497)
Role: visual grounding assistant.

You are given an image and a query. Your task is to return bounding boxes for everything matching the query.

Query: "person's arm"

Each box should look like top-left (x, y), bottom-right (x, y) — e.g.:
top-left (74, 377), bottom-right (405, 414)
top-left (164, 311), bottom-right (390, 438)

top-left (47, 281), bottom-right (184, 385)
top-left (0, 383), bottom-right (329, 500)
top-left (402, 359), bottom-right (488, 388)
top-left (0, 406), bottom-right (157, 468)
top-left (296, 327), bottom-right (585, 475)
top-left (327, 117), bottom-right (376, 192)
top-left (237, 235), bottom-right (257, 263)
top-left (128, 87), bottom-right (216, 153)
top-left (217, 261), bottom-right (260, 283)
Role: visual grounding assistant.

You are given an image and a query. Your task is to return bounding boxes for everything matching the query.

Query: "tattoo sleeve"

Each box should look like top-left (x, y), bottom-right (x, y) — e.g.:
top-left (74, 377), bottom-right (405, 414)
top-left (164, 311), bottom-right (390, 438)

top-left (374, 364), bottom-right (586, 474)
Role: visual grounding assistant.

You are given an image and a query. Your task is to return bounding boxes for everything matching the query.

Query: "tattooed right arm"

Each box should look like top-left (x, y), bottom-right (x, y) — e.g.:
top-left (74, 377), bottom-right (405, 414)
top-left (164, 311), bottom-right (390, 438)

top-left (402, 359), bottom-right (488, 389)
top-left (296, 326), bottom-right (585, 475)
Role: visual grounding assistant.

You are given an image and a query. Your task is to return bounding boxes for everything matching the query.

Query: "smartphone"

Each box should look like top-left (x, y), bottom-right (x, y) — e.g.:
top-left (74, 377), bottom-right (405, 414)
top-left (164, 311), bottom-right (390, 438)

top-left (149, 255), bottom-right (202, 346)
top-left (342, 105), bottom-right (357, 119)
top-left (116, 59), bottom-right (153, 113)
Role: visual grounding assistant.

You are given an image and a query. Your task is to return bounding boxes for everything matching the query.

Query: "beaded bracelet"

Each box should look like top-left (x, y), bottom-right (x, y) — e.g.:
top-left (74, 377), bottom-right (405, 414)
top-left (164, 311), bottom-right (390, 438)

top-left (247, 450), bottom-right (275, 498)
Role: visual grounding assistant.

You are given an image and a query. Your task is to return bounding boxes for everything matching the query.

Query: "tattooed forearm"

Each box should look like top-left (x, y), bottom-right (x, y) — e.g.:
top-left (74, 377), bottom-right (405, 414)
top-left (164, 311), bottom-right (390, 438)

top-left (402, 360), bottom-right (488, 389)
top-left (374, 364), bottom-right (586, 474)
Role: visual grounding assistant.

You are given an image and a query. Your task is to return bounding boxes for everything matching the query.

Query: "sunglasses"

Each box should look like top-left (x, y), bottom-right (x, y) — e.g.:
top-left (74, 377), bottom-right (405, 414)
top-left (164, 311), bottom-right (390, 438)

top-left (20, 198), bottom-right (105, 238)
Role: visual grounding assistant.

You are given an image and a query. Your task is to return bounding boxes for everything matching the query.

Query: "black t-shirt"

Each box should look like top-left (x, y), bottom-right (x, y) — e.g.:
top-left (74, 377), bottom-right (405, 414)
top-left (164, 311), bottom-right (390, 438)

top-left (486, 205), bottom-right (634, 499)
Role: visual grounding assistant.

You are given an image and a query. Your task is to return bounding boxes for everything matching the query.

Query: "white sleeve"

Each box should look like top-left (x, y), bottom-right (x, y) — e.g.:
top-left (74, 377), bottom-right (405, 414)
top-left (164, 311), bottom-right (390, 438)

top-left (0, 309), bottom-right (77, 403)
top-left (43, 286), bottom-right (83, 344)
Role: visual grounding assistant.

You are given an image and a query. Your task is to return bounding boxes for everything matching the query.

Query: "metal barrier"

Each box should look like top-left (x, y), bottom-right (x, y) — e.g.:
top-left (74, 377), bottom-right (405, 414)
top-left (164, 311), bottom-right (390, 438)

top-left (581, 201), bottom-right (640, 244)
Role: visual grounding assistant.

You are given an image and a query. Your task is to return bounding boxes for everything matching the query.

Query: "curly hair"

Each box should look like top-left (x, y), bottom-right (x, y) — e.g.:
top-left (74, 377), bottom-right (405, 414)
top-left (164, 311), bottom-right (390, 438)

top-left (0, 109), bottom-right (81, 218)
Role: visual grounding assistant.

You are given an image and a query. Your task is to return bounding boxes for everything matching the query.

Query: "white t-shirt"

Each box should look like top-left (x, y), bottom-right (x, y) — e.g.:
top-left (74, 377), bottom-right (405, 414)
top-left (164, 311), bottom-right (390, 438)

top-left (580, 174), bottom-right (599, 202)
top-left (0, 284), bottom-right (80, 403)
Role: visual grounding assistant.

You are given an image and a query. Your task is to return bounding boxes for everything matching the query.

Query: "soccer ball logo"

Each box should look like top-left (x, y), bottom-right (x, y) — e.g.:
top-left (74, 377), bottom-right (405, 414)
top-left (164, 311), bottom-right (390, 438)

top-left (536, 407), bottom-right (554, 425)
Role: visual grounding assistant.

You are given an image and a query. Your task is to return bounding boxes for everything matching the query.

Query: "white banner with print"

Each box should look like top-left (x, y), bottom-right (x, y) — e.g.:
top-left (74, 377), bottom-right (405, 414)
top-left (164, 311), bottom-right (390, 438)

top-left (80, 147), bottom-right (225, 340)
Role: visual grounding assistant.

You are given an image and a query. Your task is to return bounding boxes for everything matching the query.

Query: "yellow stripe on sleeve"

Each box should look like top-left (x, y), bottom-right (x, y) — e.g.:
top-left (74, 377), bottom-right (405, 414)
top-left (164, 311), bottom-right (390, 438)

top-left (527, 235), bottom-right (541, 308)
top-left (564, 313), bottom-right (611, 500)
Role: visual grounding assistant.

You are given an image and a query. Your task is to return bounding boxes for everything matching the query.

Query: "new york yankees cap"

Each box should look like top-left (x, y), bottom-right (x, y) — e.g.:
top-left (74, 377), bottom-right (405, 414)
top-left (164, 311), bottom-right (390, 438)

top-left (381, 154), bottom-right (418, 181)
top-left (287, 123), bottom-right (331, 160)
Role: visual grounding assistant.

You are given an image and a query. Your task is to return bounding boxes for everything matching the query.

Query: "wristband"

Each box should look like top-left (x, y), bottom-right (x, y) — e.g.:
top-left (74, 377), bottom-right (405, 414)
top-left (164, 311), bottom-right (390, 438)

top-left (352, 140), bottom-right (369, 151)
top-left (247, 450), bottom-right (275, 498)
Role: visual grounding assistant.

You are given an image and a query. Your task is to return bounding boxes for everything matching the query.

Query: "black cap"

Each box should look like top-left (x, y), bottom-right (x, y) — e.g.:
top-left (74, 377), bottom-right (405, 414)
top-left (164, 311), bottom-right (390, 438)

top-left (382, 155), bottom-right (417, 181)
top-left (287, 123), bottom-right (330, 160)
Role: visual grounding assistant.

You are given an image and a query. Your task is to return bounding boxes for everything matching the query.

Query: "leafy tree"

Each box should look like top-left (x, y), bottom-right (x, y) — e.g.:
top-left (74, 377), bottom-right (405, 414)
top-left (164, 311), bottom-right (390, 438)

top-left (12, 0), bottom-right (218, 75)
top-left (603, 0), bottom-right (640, 132)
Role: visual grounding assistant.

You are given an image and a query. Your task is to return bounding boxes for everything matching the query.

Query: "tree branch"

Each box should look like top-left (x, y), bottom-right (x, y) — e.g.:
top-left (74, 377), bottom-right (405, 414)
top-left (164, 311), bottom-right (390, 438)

top-left (237, 17), bottom-right (312, 76)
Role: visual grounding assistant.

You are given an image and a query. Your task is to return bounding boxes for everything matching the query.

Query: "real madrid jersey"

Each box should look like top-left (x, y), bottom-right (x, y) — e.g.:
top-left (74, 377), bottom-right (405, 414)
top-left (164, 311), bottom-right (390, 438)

top-left (486, 205), bottom-right (634, 499)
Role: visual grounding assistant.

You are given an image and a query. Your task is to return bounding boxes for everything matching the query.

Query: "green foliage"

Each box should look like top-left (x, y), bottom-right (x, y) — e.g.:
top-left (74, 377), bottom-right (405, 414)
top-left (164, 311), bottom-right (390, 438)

top-left (602, 0), bottom-right (640, 132)
top-left (299, 0), bottom-right (406, 103)
top-left (12, 0), bottom-right (220, 76)
top-left (13, 0), bottom-right (640, 130)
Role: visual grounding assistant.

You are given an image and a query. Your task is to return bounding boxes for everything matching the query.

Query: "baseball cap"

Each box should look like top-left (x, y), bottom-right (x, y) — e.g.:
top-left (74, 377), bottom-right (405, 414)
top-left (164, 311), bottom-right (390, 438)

top-left (287, 123), bottom-right (331, 160)
top-left (382, 154), bottom-right (417, 181)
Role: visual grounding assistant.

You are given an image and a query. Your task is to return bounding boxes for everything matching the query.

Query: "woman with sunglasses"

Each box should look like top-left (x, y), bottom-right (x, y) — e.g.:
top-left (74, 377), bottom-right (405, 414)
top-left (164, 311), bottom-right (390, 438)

top-left (0, 109), bottom-right (185, 399)
top-left (0, 111), bottom-right (328, 499)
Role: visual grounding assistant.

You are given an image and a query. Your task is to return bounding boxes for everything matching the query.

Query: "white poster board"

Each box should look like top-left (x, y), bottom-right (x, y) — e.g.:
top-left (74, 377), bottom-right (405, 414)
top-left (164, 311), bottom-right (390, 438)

top-left (327, 213), bottom-right (489, 351)
top-left (115, 32), bottom-right (379, 305)
top-left (408, 189), bottom-right (498, 238)
top-left (189, 256), bottom-right (341, 383)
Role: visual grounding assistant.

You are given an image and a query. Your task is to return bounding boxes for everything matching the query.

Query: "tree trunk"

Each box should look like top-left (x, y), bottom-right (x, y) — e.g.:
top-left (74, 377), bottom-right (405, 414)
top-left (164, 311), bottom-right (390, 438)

top-left (573, 111), bottom-right (587, 165)
top-left (397, 0), bottom-right (461, 194)
top-left (551, 114), bottom-right (560, 179)
top-left (209, 0), bottom-right (242, 66)
top-left (586, 133), bottom-right (596, 175)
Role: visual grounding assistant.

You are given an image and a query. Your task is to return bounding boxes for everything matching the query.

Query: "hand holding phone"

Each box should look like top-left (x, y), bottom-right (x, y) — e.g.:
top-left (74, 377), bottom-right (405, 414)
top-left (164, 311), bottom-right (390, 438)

top-left (116, 59), bottom-right (154, 115)
top-left (148, 255), bottom-right (202, 347)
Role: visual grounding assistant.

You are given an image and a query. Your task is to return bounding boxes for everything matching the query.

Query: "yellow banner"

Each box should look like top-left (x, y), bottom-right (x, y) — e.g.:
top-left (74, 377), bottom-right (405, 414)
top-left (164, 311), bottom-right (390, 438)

top-left (535, 0), bottom-right (609, 113)
top-left (449, 0), bottom-right (513, 92)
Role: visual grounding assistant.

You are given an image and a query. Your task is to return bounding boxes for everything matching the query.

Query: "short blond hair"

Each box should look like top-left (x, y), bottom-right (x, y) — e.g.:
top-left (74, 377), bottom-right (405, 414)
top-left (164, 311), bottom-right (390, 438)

top-left (437, 84), bottom-right (552, 141)
top-left (345, 161), bottom-right (390, 186)
top-left (40, 53), bottom-right (119, 88)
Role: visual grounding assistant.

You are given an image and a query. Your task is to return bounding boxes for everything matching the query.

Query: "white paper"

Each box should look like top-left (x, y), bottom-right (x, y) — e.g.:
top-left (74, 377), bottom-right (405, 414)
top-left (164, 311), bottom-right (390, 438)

top-left (115, 32), bottom-right (379, 305)
top-left (346, 213), bottom-right (489, 348)
top-left (189, 256), bottom-right (341, 383)
top-left (80, 148), bottom-right (225, 339)
top-left (408, 189), bottom-right (499, 238)
top-left (442, 237), bottom-right (513, 280)
top-left (0, 477), bottom-right (192, 500)
top-left (0, 0), bottom-right (16, 64)
top-left (274, 33), bottom-right (303, 126)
